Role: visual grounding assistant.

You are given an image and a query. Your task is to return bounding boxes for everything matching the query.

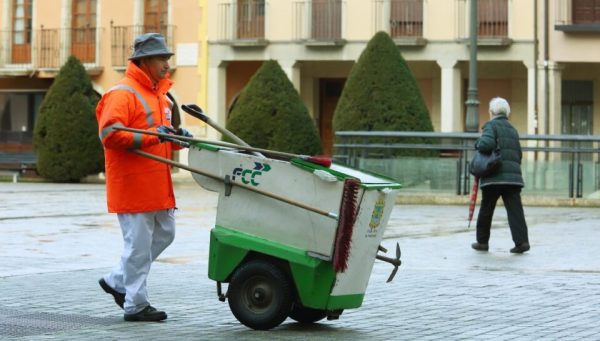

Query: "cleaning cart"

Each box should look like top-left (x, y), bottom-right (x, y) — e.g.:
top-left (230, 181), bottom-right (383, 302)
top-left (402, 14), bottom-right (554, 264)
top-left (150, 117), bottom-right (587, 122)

top-left (116, 104), bottom-right (402, 330)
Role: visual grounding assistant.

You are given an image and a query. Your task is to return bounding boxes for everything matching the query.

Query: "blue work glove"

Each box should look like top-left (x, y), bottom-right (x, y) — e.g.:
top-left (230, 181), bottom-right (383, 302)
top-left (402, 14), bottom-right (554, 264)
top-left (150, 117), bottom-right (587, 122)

top-left (175, 128), bottom-right (193, 138)
top-left (156, 125), bottom-right (175, 142)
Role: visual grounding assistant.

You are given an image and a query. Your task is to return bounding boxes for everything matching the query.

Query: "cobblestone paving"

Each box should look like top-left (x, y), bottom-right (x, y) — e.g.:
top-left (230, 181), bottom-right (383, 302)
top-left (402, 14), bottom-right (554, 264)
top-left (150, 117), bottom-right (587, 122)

top-left (1, 183), bottom-right (600, 340)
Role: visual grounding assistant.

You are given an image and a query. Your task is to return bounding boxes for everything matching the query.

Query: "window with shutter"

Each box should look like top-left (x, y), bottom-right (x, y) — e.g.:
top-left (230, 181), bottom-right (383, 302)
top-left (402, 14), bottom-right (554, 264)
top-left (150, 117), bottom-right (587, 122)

top-left (11, 0), bottom-right (32, 64)
top-left (71, 0), bottom-right (97, 63)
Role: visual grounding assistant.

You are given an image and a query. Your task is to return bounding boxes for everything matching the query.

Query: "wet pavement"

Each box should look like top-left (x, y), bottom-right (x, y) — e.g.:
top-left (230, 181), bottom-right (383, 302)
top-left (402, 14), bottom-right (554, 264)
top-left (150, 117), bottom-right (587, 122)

top-left (1, 182), bottom-right (600, 340)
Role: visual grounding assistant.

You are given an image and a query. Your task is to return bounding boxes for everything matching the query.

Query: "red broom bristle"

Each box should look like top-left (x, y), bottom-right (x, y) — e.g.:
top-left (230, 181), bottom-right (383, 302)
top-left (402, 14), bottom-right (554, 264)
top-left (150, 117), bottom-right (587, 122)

top-left (332, 178), bottom-right (360, 272)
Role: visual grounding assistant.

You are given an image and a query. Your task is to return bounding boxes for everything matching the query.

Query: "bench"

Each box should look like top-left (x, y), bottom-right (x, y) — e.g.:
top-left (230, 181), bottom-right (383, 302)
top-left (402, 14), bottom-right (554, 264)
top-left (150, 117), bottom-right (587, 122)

top-left (0, 153), bottom-right (37, 183)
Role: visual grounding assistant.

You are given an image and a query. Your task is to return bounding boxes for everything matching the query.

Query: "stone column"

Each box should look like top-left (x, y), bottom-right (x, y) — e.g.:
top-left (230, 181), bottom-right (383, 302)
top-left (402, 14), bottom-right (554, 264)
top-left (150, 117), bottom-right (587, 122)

top-left (207, 61), bottom-right (228, 141)
top-left (436, 59), bottom-right (461, 132)
top-left (537, 60), bottom-right (563, 136)
top-left (547, 61), bottom-right (564, 136)
top-left (523, 60), bottom-right (537, 136)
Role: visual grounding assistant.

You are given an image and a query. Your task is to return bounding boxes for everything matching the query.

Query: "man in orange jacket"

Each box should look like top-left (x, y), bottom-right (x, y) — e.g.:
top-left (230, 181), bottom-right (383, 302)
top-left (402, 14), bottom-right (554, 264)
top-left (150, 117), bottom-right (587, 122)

top-left (95, 33), bottom-right (191, 322)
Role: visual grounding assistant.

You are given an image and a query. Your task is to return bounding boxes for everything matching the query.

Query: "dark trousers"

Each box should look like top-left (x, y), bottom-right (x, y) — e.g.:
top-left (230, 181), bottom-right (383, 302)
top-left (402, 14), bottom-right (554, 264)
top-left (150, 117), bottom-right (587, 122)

top-left (476, 185), bottom-right (529, 245)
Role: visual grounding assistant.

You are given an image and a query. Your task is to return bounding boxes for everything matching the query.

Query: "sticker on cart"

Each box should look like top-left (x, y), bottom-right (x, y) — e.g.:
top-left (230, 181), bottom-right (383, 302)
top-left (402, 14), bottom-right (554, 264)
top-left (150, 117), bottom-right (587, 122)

top-left (367, 195), bottom-right (386, 237)
top-left (231, 162), bottom-right (271, 186)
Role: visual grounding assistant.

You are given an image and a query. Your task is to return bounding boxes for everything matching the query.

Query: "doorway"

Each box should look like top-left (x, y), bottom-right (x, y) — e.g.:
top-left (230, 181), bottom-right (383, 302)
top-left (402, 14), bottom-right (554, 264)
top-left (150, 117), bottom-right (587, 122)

top-left (561, 80), bottom-right (593, 160)
top-left (319, 78), bottom-right (345, 155)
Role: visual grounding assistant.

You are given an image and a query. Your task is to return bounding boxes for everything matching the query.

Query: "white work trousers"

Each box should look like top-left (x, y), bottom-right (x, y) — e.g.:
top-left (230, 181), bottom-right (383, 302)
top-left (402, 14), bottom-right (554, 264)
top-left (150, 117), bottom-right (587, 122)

top-left (103, 209), bottom-right (176, 314)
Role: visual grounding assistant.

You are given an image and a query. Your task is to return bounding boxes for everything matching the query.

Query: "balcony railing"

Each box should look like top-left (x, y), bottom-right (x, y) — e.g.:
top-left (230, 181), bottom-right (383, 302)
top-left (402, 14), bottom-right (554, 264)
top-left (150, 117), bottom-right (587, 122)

top-left (0, 27), bottom-right (101, 71)
top-left (111, 24), bottom-right (175, 68)
top-left (293, 0), bottom-right (345, 43)
top-left (456, 0), bottom-right (510, 42)
top-left (37, 28), bottom-right (59, 68)
top-left (217, 1), bottom-right (266, 42)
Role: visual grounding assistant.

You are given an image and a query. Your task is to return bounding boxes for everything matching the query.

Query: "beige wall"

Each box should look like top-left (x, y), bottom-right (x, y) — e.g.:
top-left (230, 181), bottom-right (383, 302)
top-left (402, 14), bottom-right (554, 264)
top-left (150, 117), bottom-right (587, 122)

top-left (425, 0), bottom-right (459, 40)
top-left (93, 0), bottom-right (137, 92)
top-left (0, 0), bottom-right (205, 132)
top-left (510, 0), bottom-right (535, 40)
top-left (207, 0), bottom-right (537, 135)
top-left (546, 0), bottom-right (600, 62)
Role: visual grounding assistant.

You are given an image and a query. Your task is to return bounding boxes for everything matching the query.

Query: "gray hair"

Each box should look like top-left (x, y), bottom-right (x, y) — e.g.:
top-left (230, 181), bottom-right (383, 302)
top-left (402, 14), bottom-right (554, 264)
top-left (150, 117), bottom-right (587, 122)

top-left (489, 97), bottom-right (510, 117)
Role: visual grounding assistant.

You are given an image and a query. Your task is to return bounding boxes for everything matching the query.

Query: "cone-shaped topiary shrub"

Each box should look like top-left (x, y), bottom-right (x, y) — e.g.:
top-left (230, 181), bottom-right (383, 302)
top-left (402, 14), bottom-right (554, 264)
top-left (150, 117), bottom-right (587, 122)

top-left (226, 60), bottom-right (322, 155)
top-left (333, 31), bottom-right (434, 157)
top-left (33, 56), bottom-right (104, 182)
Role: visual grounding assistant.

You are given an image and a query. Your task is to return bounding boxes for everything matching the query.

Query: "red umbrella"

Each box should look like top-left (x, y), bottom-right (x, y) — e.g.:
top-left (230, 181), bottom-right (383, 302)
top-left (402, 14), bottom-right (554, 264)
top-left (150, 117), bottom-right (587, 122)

top-left (468, 176), bottom-right (479, 228)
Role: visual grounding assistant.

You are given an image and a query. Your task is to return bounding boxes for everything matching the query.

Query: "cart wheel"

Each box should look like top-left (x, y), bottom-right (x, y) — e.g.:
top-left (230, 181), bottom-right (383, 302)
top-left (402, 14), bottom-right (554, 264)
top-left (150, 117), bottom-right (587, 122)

top-left (289, 304), bottom-right (327, 324)
top-left (227, 260), bottom-right (293, 330)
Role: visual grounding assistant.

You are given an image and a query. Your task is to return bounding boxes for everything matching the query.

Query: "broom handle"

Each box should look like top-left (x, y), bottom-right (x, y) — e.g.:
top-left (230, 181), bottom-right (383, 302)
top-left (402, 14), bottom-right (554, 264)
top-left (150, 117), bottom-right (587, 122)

top-left (181, 104), bottom-right (264, 158)
top-left (129, 149), bottom-right (338, 220)
top-left (113, 126), bottom-right (302, 160)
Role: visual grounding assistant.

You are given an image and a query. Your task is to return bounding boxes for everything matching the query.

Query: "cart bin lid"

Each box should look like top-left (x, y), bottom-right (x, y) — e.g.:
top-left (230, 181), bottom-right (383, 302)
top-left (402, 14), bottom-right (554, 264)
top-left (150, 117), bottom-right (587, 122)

top-left (291, 158), bottom-right (401, 190)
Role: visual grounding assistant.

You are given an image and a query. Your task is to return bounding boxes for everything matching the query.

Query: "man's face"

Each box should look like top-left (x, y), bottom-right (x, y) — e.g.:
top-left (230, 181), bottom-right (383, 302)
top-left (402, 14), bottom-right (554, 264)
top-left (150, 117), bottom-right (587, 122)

top-left (140, 55), bottom-right (171, 83)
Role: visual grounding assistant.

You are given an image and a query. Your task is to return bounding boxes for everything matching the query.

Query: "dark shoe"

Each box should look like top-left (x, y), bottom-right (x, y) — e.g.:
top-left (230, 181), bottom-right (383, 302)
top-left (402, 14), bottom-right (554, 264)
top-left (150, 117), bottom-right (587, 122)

top-left (510, 242), bottom-right (530, 254)
top-left (124, 306), bottom-right (167, 322)
top-left (99, 278), bottom-right (125, 309)
top-left (471, 242), bottom-right (489, 251)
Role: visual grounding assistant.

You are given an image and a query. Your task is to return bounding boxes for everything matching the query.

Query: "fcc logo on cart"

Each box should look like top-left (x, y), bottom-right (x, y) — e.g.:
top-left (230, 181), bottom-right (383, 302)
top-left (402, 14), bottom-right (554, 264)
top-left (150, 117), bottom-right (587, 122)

top-left (231, 162), bottom-right (271, 186)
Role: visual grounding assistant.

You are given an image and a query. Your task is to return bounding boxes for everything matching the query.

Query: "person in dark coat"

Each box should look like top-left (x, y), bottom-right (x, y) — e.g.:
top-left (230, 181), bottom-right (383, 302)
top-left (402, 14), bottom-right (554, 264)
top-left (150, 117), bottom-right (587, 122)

top-left (471, 97), bottom-right (530, 254)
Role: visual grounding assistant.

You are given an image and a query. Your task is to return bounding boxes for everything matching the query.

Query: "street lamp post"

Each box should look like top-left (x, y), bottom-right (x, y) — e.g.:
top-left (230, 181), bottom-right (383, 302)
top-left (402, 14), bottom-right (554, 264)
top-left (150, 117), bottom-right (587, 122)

top-left (462, 0), bottom-right (479, 195)
top-left (465, 0), bottom-right (479, 133)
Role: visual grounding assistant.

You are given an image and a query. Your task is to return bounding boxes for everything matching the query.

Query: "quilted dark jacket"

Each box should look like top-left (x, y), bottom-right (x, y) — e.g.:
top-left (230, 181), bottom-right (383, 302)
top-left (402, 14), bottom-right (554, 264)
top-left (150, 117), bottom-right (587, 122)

top-left (475, 115), bottom-right (524, 188)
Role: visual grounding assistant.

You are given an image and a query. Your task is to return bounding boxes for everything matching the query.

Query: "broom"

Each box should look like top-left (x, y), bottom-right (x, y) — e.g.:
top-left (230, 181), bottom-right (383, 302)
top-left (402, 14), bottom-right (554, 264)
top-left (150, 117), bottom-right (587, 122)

top-left (332, 178), bottom-right (361, 273)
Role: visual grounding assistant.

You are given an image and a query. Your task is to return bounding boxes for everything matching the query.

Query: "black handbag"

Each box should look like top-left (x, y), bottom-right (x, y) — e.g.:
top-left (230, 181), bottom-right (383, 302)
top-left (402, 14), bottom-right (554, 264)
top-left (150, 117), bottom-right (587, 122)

top-left (469, 149), bottom-right (501, 177)
top-left (469, 126), bottom-right (502, 177)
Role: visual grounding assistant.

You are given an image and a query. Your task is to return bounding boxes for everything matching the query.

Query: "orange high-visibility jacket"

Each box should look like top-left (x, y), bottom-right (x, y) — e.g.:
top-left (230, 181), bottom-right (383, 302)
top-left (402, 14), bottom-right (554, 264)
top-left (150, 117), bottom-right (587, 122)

top-left (96, 61), bottom-right (181, 213)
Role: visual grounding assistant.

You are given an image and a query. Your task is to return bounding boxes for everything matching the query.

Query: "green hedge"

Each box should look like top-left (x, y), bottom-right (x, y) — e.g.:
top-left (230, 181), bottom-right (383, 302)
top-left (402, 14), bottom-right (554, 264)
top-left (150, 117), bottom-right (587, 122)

top-left (226, 60), bottom-right (322, 155)
top-left (333, 31), bottom-right (434, 157)
top-left (33, 56), bottom-right (104, 182)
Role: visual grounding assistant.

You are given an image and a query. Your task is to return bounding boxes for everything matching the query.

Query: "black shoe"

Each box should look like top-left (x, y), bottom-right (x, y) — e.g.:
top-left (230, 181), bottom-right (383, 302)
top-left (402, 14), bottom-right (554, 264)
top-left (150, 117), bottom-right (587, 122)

top-left (471, 242), bottom-right (489, 251)
top-left (124, 306), bottom-right (167, 322)
top-left (510, 242), bottom-right (530, 254)
top-left (99, 278), bottom-right (125, 309)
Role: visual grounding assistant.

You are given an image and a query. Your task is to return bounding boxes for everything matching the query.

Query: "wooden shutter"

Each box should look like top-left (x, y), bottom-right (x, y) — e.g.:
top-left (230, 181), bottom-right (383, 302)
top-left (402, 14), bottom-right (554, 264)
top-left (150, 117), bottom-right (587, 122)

top-left (144, 0), bottom-right (168, 36)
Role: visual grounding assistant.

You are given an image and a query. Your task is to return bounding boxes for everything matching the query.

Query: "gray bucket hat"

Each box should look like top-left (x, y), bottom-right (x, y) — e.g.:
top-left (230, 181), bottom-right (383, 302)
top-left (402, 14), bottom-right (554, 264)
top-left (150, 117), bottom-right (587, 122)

top-left (129, 33), bottom-right (174, 60)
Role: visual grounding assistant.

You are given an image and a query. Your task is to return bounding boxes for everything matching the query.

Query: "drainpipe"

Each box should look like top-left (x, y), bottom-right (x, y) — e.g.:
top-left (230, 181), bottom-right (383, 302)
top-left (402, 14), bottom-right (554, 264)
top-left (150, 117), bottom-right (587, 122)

top-left (544, 0), bottom-right (550, 140)
top-left (534, 0), bottom-right (538, 136)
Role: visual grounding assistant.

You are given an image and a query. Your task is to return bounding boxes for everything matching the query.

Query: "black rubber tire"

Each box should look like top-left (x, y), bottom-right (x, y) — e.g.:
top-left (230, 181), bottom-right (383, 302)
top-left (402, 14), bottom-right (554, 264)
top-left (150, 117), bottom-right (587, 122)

top-left (289, 304), bottom-right (327, 324)
top-left (227, 260), bottom-right (293, 330)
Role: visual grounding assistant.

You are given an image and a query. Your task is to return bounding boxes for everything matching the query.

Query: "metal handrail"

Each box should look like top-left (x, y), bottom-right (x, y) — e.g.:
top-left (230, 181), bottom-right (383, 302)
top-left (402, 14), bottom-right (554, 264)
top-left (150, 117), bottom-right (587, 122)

top-left (334, 131), bottom-right (600, 198)
top-left (336, 131), bottom-right (600, 142)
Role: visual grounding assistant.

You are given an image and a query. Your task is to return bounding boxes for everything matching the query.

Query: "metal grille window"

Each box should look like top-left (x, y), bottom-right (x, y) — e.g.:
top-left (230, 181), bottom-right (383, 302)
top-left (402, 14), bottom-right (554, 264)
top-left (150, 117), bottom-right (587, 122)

top-left (311, 0), bottom-right (342, 41)
top-left (390, 0), bottom-right (423, 38)
top-left (573, 0), bottom-right (600, 23)
top-left (478, 0), bottom-right (508, 37)
top-left (237, 0), bottom-right (265, 39)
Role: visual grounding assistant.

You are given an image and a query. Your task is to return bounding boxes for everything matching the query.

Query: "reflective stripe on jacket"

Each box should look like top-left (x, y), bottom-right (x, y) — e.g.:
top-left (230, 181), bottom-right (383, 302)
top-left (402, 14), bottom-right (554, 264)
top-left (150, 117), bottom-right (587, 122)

top-left (96, 61), bottom-right (179, 213)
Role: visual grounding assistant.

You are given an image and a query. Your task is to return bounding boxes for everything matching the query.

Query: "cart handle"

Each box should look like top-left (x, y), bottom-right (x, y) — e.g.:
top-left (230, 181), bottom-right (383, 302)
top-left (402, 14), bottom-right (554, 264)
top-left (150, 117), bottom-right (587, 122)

top-left (127, 148), bottom-right (338, 220)
top-left (114, 126), bottom-right (332, 167)
top-left (181, 104), bottom-right (264, 158)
